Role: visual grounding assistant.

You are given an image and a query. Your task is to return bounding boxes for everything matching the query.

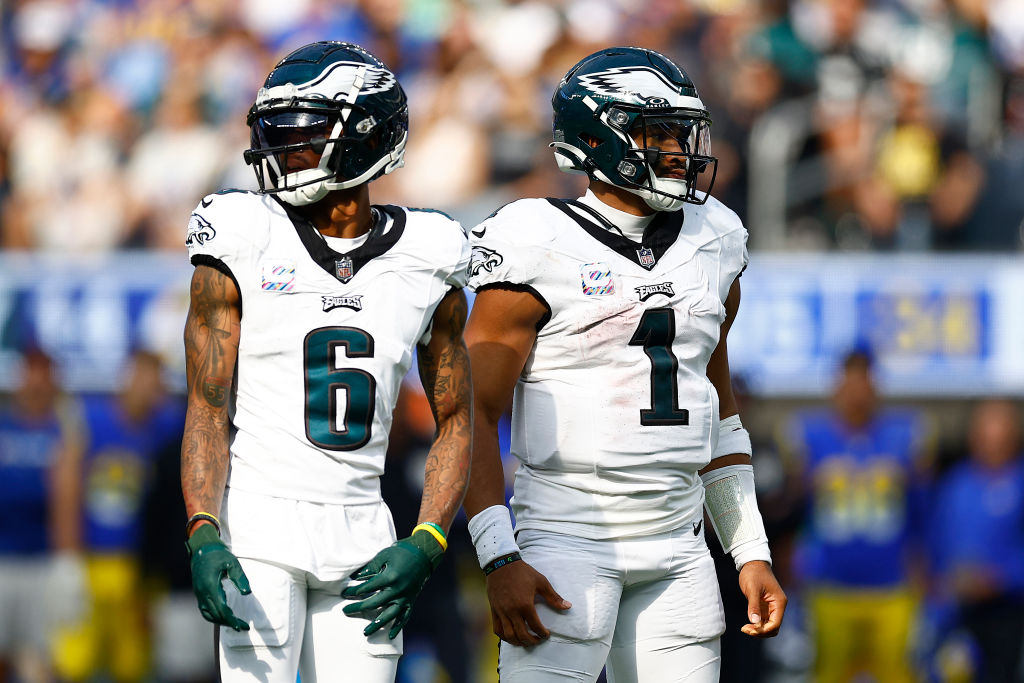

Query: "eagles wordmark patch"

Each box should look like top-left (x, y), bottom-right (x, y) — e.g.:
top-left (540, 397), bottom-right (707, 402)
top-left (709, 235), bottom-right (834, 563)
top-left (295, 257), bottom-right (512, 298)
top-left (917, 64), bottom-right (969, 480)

top-left (322, 295), bottom-right (363, 312)
top-left (635, 282), bottom-right (675, 301)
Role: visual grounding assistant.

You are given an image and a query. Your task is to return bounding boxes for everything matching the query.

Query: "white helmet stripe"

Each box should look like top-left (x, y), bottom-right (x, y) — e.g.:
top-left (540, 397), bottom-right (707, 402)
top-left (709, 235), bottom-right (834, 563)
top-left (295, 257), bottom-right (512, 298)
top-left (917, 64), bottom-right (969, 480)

top-left (343, 64), bottom-right (366, 107)
top-left (318, 119), bottom-right (346, 174)
top-left (673, 94), bottom-right (706, 110)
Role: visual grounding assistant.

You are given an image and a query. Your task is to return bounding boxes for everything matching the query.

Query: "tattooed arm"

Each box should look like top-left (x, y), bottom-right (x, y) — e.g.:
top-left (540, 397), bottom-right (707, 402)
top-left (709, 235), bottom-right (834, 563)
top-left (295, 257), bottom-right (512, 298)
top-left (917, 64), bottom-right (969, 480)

top-left (180, 264), bottom-right (251, 631)
top-left (181, 264), bottom-right (241, 531)
top-left (341, 287), bottom-right (472, 639)
top-left (415, 288), bottom-right (473, 533)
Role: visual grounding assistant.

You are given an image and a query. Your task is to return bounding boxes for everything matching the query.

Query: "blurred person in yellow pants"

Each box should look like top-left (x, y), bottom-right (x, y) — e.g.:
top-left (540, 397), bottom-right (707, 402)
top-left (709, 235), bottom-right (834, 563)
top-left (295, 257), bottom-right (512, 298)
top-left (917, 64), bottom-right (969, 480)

top-left (808, 586), bottom-right (919, 683)
top-left (52, 350), bottom-right (185, 682)
top-left (779, 348), bottom-right (935, 683)
top-left (53, 556), bottom-right (148, 682)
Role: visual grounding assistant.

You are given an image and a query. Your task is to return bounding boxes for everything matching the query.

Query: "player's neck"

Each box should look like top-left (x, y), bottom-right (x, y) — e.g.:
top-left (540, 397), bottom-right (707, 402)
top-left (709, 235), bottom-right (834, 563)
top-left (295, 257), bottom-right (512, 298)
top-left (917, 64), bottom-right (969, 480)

top-left (588, 180), bottom-right (654, 217)
top-left (295, 185), bottom-right (374, 239)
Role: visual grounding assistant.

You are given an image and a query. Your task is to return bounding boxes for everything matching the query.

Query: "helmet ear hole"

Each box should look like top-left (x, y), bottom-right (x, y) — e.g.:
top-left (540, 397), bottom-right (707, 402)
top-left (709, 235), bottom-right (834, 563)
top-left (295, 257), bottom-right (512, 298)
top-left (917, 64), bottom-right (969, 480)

top-left (579, 133), bottom-right (603, 149)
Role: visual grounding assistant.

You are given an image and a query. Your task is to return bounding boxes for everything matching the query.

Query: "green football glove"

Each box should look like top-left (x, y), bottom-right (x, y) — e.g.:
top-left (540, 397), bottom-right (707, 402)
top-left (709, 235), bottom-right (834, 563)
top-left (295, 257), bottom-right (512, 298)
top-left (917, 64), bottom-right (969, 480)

top-left (187, 524), bottom-right (251, 631)
top-left (342, 529), bottom-right (444, 639)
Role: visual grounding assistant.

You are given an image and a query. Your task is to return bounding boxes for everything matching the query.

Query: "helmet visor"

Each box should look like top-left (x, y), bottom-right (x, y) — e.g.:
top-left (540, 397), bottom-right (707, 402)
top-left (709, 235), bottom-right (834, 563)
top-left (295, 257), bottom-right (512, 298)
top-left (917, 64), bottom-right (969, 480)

top-left (628, 114), bottom-right (711, 162)
top-left (252, 111), bottom-right (334, 155)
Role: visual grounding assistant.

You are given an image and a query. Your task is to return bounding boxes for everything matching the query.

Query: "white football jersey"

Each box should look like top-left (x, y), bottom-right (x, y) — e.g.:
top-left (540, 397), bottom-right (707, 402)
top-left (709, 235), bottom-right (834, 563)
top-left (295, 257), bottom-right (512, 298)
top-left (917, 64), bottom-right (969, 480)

top-left (468, 195), bottom-right (748, 539)
top-left (186, 191), bottom-right (470, 504)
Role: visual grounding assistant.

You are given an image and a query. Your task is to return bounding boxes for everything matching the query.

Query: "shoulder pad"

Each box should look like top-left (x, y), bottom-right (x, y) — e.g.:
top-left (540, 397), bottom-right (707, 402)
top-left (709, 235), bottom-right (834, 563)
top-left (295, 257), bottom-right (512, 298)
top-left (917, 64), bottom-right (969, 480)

top-left (406, 206), bottom-right (456, 221)
top-left (699, 194), bottom-right (746, 238)
top-left (471, 198), bottom-right (555, 245)
top-left (186, 190), bottom-right (272, 264)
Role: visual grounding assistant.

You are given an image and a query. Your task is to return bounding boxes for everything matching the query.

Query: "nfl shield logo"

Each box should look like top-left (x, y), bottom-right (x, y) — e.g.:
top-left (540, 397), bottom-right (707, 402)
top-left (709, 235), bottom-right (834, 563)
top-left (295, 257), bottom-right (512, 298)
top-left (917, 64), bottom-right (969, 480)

top-left (637, 247), bottom-right (656, 269)
top-left (335, 257), bottom-right (354, 283)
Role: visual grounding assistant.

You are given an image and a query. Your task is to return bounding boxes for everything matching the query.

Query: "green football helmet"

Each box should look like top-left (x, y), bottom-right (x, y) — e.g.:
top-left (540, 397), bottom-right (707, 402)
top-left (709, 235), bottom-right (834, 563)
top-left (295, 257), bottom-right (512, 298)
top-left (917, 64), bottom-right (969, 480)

top-left (244, 41), bottom-right (408, 206)
top-left (551, 46), bottom-right (717, 211)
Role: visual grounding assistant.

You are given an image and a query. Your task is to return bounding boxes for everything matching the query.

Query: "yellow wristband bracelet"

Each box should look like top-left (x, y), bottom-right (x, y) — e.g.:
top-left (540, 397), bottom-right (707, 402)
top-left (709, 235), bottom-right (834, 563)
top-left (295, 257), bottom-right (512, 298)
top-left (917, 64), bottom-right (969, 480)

top-left (412, 523), bottom-right (448, 552)
top-left (185, 512), bottom-right (221, 538)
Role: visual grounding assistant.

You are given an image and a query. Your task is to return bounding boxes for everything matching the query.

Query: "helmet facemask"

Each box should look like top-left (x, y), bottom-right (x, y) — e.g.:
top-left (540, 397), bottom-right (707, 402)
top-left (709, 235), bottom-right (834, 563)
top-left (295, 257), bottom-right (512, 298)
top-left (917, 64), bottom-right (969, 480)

top-left (245, 99), bottom-right (407, 206)
top-left (615, 108), bottom-right (717, 211)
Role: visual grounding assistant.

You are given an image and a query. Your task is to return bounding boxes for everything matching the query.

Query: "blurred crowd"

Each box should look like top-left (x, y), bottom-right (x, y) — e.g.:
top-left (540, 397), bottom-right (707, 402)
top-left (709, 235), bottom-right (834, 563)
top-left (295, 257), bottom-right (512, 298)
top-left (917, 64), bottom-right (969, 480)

top-left (0, 0), bottom-right (1021, 252)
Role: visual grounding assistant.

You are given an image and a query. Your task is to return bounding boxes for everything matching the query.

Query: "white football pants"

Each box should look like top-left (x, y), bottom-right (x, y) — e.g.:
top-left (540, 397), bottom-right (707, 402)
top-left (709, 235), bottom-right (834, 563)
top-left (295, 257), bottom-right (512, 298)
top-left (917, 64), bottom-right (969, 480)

top-left (498, 522), bottom-right (725, 682)
top-left (217, 558), bottom-right (400, 683)
top-left (216, 490), bottom-right (401, 682)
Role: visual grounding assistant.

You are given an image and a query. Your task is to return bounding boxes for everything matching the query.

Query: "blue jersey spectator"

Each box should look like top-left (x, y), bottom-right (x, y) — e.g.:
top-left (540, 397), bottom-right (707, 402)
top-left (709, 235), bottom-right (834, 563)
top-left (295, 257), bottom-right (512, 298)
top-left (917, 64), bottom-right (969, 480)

top-left (0, 349), bottom-right (83, 683)
top-left (53, 349), bottom-right (184, 683)
top-left (930, 399), bottom-right (1024, 682)
top-left (787, 406), bottom-right (932, 588)
top-left (79, 385), bottom-right (182, 554)
top-left (779, 348), bottom-right (934, 683)
top-left (0, 403), bottom-right (63, 556)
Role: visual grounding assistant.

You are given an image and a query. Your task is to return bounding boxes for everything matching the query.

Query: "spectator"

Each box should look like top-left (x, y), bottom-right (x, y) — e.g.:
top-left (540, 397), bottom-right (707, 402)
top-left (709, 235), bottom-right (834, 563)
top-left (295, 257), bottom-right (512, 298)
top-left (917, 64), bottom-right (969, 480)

top-left (52, 349), bottom-right (184, 683)
top-left (0, 348), bottom-right (83, 683)
top-left (778, 348), bottom-right (935, 683)
top-left (124, 83), bottom-right (227, 250)
top-left (930, 399), bottom-right (1024, 682)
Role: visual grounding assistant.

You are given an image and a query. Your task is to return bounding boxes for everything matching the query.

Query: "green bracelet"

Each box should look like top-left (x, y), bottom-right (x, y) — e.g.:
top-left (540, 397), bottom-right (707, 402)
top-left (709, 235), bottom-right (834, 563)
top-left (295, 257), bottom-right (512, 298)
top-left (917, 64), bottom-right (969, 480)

top-left (483, 552), bottom-right (522, 575)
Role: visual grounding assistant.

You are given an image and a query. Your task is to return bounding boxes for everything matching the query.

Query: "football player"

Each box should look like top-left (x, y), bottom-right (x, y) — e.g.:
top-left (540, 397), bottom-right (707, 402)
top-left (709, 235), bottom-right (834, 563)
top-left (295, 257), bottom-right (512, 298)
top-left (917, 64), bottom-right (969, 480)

top-left (180, 41), bottom-right (472, 682)
top-left (462, 46), bottom-right (786, 681)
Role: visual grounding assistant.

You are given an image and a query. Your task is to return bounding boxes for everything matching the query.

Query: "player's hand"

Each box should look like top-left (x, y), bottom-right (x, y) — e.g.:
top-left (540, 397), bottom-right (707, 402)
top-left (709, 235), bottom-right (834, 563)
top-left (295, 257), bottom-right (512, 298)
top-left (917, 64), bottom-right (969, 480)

top-left (342, 530), bottom-right (443, 640)
top-left (737, 560), bottom-right (786, 637)
top-left (486, 560), bottom-right (571, 647)
top-left (187, 524), bottom-right (251, 631)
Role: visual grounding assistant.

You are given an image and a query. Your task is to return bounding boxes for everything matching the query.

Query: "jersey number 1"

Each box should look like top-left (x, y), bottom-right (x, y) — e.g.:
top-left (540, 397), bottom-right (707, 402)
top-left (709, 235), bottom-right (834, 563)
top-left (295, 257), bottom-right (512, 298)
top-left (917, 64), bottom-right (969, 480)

top-left (303, 327), bottom-right (376, 450)
top-left (628, 308), bottom-right (689, 426)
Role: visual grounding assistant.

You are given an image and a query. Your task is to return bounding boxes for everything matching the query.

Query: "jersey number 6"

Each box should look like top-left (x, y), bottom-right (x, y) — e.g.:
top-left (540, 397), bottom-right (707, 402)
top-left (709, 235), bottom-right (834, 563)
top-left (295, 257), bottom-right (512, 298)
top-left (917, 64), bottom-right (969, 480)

top-left (628, 308), bottom-right (689, 426)
top-left (303, 326), bottom-right (376, 450)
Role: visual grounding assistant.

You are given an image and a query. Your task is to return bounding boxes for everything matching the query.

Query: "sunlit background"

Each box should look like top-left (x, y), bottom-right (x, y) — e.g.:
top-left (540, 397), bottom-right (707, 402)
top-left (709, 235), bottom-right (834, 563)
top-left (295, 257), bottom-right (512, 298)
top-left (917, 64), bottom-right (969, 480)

top-left (0, 0), bottom-right (1022, 681)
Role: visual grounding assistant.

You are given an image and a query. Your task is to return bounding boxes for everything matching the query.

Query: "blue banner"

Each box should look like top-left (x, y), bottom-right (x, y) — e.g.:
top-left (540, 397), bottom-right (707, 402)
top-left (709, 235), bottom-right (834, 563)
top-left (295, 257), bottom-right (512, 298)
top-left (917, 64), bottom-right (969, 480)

top-left (0, 253), bottom-right (1020, 397)
top-left (729, 254), bottom-right (1024, 397)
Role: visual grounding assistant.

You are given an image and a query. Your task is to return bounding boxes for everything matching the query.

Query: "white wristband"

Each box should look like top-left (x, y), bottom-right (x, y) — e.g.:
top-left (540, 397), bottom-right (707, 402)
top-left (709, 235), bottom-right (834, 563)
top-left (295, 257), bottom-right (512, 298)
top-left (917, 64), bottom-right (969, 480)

top-left (714, 414), bottom-right (752, 459)
top-left (701, 464), bottom-right (771, 571)
top-left (467, 504), bottom-right (520, 568)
